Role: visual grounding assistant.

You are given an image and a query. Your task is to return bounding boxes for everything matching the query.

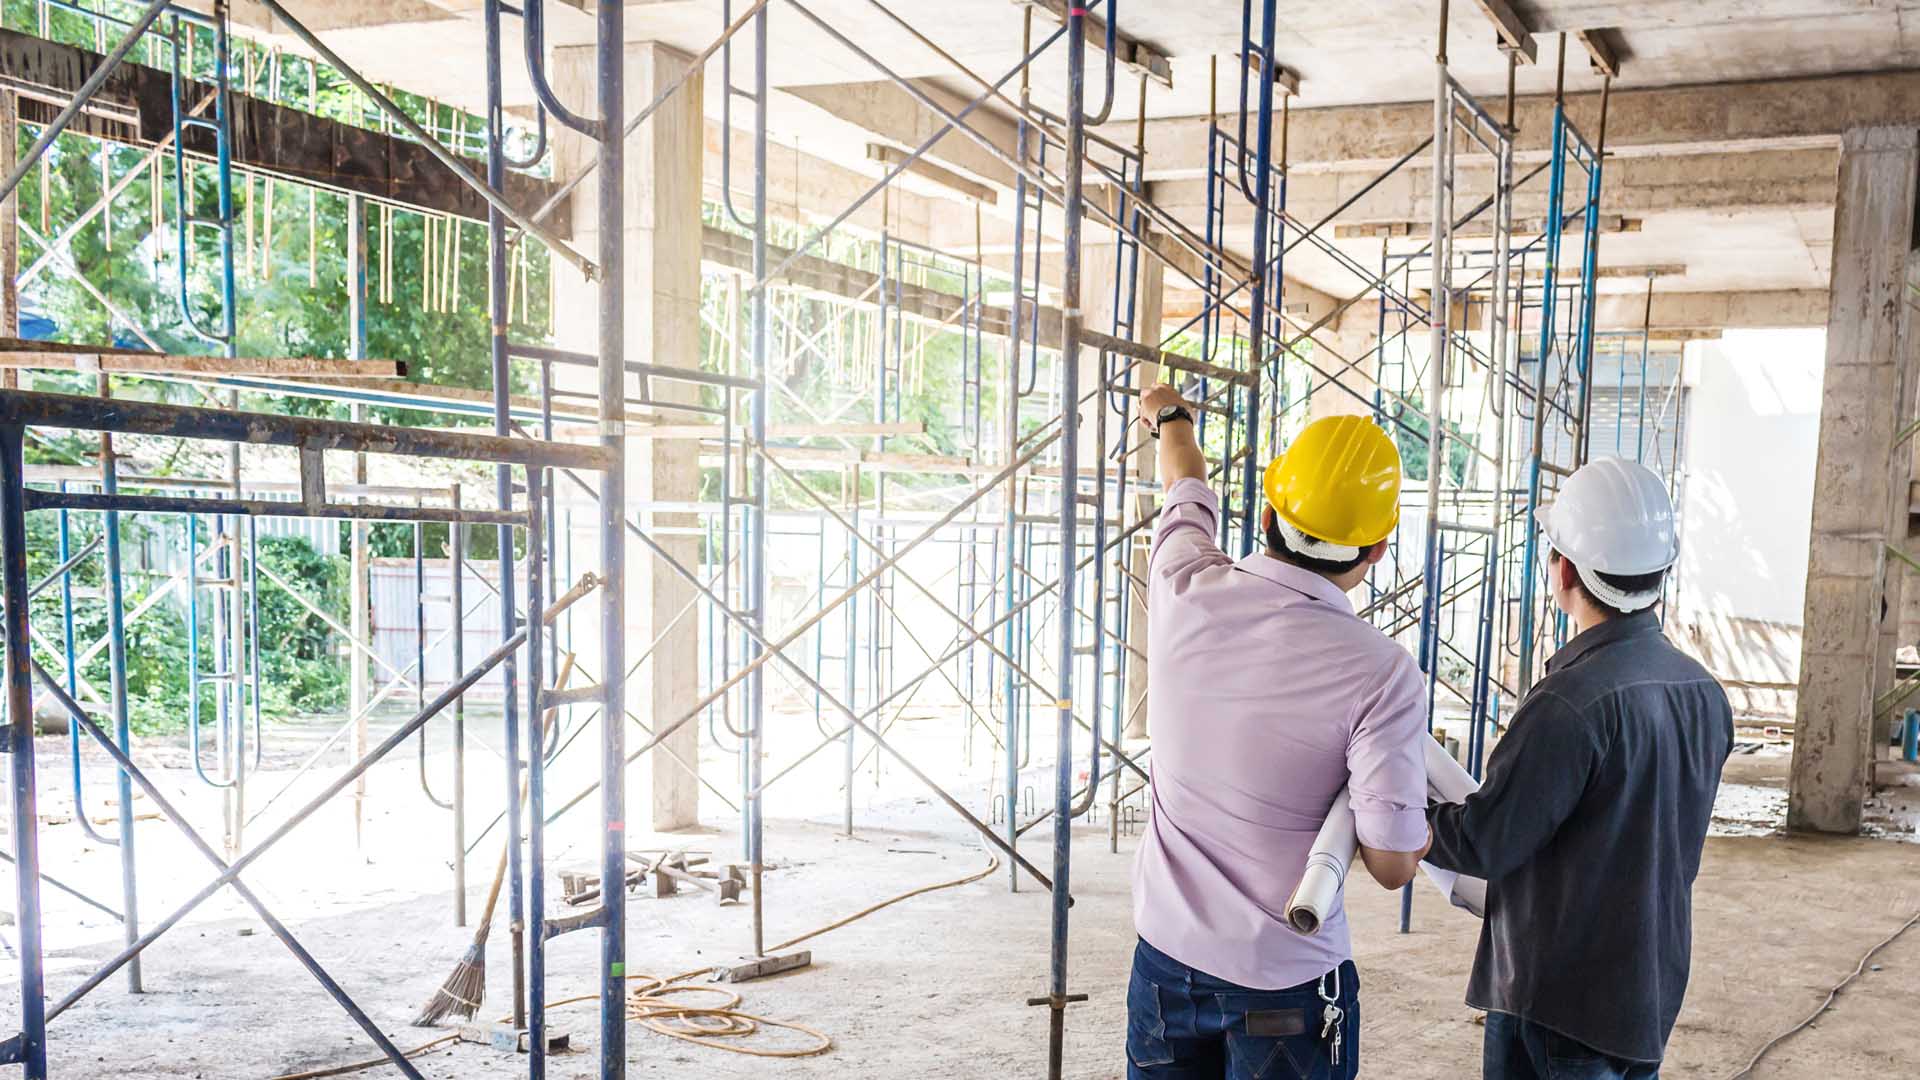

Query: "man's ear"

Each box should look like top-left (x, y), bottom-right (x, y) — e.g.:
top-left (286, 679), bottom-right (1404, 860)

top-left (1261, 506), bottom-right (1276, 535)
top-left (1363, 540), bottom-right (1388, 567)
top-left (1551, 552), bottom-right (1578, 591)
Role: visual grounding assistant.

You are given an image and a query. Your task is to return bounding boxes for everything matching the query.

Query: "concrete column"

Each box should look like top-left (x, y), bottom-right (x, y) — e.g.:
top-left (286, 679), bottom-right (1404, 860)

top-left (553, 42), bottom-right (705, 832)
top-left (1788, 126), bottom-right (1920, 834)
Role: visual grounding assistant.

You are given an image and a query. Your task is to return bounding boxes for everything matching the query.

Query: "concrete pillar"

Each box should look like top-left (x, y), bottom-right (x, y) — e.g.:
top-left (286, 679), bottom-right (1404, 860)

top-left (1788, 126), bottom-right (1920, 835)
top-left (553, 42), bottom-right (705, 831)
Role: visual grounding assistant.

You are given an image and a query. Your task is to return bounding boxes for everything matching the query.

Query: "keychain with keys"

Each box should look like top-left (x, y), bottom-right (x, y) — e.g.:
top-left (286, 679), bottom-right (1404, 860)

top-left (1317, 967), bottom-right (1345, 1067)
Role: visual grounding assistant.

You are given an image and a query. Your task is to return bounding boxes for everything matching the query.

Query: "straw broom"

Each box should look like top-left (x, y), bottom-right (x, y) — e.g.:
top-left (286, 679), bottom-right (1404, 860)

top-left (411, 843), bottom-right (509, 1026)
top-left (413, 654), bottom-right (577, 1027)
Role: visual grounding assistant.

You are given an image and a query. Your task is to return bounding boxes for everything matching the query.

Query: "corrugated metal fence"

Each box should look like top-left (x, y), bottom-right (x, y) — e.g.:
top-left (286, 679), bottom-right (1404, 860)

top-left (369, 557), bottom-right (519, 698)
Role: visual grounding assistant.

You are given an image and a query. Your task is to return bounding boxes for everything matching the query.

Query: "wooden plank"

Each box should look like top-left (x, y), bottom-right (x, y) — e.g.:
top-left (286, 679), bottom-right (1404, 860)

top-left (700, 447), bottom-right (978, 474)
top-left (0, 28), bottom-right (569, 229)
top-left (25, 465), bottom-right (457, 500)
top-left (710, 951), bottom-right (812, 983)
top-left (1468, 0), bottom-right (1538, 65)
top-left (1243, 52), bottom-right (1301, 97)
top-left (1523, 263), bottom-right (1685, 282)
top-left (1011, 0), bottom-right (1173, 87)
top-left (633, 421), bottom-right (927, 440)
top-left (1332, 214), bottom-right (1641, 239)
top-left (0, 339), bottom-right (405, 377)
top-left (278, 375), bottom-right (597, 418)
top-left (1574, 28), bottom-right (1621, 79)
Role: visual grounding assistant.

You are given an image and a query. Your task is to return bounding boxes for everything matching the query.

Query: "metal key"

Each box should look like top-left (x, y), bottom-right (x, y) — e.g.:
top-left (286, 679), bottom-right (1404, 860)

top-left (1320, 1000), bottom-right (1344, 1066)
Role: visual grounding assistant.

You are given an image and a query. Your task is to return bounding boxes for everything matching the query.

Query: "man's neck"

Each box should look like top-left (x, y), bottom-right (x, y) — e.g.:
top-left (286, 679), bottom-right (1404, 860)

top-left (1264, 548), bottom-right (1367, 593)
top-left (1571, 604), bottom-right (1618, 637)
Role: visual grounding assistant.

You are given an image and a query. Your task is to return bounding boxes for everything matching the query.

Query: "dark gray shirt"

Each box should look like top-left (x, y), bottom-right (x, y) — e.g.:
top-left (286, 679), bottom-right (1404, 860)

top-left (1425, 611), bottom-right (1733, 1064)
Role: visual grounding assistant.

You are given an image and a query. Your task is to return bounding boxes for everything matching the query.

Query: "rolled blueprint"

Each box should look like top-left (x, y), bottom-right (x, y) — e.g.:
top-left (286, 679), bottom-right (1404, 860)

top-left (1285, 789), bottom-right (1356, 934)
top-left (1285, 736), bottom-right (1490, 935)
top-left (1419, 736), bottom-right (1488, 918)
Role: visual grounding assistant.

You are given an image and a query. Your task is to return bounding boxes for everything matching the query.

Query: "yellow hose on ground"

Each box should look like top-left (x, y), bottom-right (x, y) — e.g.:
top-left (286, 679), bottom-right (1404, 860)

top-left (267, 852), bottom-right (1000, 1077)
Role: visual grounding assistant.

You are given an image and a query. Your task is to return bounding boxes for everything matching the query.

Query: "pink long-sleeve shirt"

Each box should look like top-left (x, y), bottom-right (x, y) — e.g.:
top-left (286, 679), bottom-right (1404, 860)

top-left (1131, 478), bottom-right (1430, 989)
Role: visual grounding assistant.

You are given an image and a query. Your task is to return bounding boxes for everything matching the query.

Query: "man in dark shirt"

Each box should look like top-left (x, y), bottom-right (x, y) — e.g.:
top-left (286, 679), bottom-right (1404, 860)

top-left (1427, 458), bottom-right (1733, 1080)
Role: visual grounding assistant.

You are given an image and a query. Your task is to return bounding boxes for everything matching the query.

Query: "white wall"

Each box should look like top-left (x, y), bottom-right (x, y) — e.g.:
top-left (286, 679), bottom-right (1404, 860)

top-left (1676, 330), bottom-right (1825, 626)
top-left (1670, 329), bottom-right (1823, 711)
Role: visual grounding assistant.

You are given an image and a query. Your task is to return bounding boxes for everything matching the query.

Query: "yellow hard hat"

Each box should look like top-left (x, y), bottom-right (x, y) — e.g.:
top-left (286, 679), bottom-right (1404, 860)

top-left (1262, 415), bottom-right (1403, 549)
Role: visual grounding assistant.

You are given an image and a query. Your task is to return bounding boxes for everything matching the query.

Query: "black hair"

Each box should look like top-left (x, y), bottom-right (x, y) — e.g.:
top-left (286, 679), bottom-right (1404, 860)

top-left (1549, 549), bottom-right (1666, 615)
top-left (1264, 511), bottom-right (1369, 576)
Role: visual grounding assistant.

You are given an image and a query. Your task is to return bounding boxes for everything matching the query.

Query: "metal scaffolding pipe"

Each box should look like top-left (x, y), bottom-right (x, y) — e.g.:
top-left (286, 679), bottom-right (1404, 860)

top-left (1, 423), bottom-right (49, 1079)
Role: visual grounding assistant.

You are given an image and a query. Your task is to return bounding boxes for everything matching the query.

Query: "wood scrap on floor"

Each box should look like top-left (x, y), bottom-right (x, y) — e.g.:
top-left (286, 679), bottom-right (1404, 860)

top-left (559, 849), bottom-right (746, 906)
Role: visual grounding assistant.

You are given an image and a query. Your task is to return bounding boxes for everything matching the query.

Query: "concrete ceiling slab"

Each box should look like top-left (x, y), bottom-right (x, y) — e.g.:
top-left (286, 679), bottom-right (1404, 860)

top-left (201, 0), bottom-right (1915, 318)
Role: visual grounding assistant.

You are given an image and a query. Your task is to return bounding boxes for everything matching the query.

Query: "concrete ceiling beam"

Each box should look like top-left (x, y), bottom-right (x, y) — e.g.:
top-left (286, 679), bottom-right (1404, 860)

top-left (1112, 70), bottom-right (1920, 176)
top-left (784, 78), bottom-right (1021, 192)
top-left (1147, 147), bottom-right (1839, 231)
top-left (1587, 287), bottom-right (1829, 331)
top-left (1239, 288), bottom-right (1830, 336)
top-left (704, 117), bottom-right (944, 247)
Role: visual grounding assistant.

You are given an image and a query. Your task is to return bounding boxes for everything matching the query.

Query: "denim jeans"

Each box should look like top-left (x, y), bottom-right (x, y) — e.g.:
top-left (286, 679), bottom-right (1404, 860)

top-left (1126, 938), bottom-right (1359, 1080)
top-left (1484, 1012), bottom-right (1661, 1080)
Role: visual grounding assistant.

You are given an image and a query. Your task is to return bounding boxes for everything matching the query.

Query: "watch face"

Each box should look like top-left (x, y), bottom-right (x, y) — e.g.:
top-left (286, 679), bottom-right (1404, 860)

top-left (1158, 405), bottom-right (1185, 423)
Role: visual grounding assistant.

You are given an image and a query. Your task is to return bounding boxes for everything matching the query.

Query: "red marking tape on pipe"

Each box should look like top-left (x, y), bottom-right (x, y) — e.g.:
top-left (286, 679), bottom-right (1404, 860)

top-left (1069, 6), bottom-right (1088, 14)
top-left (608, 820), bottom-right (625, 831)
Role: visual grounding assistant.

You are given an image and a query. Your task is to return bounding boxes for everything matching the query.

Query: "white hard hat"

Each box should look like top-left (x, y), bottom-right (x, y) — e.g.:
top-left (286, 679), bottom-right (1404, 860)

top-left (1534, 457), bottom-right (1679, 613)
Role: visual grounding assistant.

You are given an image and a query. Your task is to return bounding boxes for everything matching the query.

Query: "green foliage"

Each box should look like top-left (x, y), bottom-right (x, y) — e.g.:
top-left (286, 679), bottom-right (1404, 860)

top-left (0, 8), bottom-right (562, 731)
top-left (253, 534), bottom-right (347, 715)
top-left (1393, 395), bottom-right (1472, 485)
top-left (4, 0), bottom-right (552, 415)
top-left (23, 510), bottom-right (180, 734)
top-left (22, 512), bottom-right (351, 734)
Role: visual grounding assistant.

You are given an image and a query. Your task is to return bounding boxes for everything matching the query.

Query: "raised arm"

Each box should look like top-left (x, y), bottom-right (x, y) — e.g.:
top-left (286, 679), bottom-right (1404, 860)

top-left (1141, 382), bottom-right (1205, 488)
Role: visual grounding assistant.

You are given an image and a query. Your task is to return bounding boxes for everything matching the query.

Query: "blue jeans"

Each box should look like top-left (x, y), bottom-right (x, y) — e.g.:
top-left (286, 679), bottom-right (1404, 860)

top-left (1126, 938), bottom-right (1359, 1080)
top-left (1484, 1012), bottom-right (1660, 1080)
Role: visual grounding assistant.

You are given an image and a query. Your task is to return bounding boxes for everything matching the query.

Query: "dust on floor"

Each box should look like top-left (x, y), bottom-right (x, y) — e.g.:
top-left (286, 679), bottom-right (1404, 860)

top-left (7, 734), bottom-right (1919, 1078)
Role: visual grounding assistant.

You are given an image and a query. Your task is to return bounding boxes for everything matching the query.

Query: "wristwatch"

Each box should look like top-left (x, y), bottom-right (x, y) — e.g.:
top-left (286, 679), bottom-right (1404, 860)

top-left (1153, 403), bottom-right (1195, 438)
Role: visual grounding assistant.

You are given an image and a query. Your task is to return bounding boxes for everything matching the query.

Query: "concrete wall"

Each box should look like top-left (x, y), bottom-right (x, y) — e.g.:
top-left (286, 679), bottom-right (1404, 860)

top-left (1672, 330), bottom-right (1825, 714)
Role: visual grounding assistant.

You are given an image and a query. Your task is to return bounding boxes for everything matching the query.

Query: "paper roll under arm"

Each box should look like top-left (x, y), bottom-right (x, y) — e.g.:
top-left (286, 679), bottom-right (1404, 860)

top-left (1287, 737), bottom-right (1493, 937)
top-left (1419, 736), bottom-right (1489, 918)
top-left (1423, 733), bottom-right (1482, 803)
top-left (1285, 788), bottom-right (1357, 935)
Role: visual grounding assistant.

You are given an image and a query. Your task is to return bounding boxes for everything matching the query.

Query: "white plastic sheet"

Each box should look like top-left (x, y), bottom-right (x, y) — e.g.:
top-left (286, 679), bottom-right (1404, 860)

top-left (1284, 736), bottom-right (1489, 936)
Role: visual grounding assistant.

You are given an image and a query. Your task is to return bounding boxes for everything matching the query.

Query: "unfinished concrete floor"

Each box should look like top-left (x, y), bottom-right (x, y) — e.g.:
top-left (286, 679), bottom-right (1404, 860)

top-left (5, 716), bottom-right (1919, 1079)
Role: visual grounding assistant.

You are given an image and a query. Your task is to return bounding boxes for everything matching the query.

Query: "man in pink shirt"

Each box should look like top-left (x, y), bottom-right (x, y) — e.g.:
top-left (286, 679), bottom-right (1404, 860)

top-left (1127, 383), bottom-right (1433, 1079)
